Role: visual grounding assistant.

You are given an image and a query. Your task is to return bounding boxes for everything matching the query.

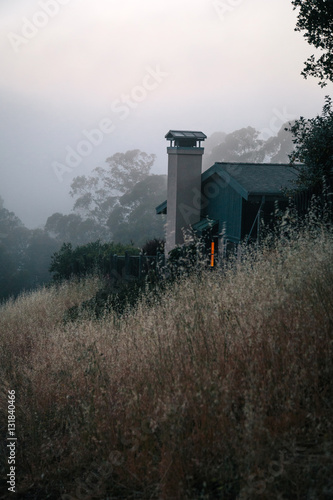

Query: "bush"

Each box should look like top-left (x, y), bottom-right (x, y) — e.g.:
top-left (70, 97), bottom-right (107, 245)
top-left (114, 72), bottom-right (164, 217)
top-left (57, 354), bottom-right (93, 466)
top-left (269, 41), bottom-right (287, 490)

top-left (49, 240), bottom-right (140, 281)
top-left (141, 238), bottom-right (165, 256)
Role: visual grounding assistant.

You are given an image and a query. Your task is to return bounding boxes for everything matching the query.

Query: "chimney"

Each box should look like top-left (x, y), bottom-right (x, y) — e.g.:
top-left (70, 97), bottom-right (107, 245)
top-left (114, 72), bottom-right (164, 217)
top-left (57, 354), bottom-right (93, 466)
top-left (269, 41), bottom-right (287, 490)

top-left (164, 130), bottom-right (206, 255)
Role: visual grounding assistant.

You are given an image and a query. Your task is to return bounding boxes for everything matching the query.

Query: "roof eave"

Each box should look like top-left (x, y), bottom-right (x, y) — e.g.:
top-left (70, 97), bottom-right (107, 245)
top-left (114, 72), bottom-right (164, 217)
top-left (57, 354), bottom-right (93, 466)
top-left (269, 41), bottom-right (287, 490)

top-left (156, 200), bottom-right (167, 215)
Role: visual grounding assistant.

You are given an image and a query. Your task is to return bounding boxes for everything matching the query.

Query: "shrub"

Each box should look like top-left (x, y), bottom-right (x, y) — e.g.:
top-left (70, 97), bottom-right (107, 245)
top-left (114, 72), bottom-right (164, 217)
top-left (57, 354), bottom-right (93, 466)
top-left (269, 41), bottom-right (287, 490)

top-left (141, 238), bottom-right (165, 256)
top-left (49, 240), bottom-right (140, 281)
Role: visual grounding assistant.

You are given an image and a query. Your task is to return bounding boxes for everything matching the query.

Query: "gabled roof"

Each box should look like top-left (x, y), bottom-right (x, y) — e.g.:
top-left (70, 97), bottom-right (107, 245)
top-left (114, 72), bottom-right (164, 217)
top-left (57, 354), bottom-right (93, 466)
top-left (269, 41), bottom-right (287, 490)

top-left (165, 130), bottom-right (207, 141)
top-left (156, 162), bottom-right (298, 214)
top-left (202, 162), bottom-right (298, 200)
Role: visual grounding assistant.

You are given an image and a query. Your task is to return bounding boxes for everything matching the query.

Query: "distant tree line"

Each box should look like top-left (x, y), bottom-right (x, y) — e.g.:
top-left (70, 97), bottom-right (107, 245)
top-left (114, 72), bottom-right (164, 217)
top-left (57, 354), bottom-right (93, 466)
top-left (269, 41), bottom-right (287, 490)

top-left (0, 199), bottom-right (59, 301)
top-left (47, 150), bottom-right (167, 247)
top-left (202, 122), bottom-right (294, 171)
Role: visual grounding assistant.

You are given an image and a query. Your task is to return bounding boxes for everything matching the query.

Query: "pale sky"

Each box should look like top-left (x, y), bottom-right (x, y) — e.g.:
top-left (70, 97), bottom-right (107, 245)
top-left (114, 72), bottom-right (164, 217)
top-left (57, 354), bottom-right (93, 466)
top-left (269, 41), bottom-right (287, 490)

top-left (0, 0), bottom-right (331, 227)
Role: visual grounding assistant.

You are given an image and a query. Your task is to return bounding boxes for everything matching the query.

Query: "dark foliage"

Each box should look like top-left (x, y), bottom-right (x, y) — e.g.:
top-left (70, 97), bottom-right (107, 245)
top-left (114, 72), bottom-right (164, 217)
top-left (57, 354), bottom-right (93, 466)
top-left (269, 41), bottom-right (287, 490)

top-left (141, 238), bottom-right (165, 256)
top-left (63, 280), bottom-right (143, 321)
top-left (287, 96), bottom-right (333, 189)
top-left (69, 151), bottom-right (166, 245)
top-left (64, 270), bottom-right (166, 321)
top-left (292, 0), bottom-right (333, 87)
top-left (0, 205), bottom-right (59, 301)
top-left (49, 241), bottom-right (140, 281)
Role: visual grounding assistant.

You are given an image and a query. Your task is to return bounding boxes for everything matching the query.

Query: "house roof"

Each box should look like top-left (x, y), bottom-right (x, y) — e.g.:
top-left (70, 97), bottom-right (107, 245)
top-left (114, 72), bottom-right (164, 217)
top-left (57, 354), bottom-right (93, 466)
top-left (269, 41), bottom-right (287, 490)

top-left (156, 162), bottom-right (298, 213)
top-left (202, 162), bottom-right (298, 200)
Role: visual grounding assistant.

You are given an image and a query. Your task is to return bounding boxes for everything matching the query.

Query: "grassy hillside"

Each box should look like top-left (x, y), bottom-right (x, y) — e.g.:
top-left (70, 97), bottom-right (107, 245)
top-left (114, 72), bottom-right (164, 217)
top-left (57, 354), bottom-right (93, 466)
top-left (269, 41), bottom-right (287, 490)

top-left (0, 220), bottom-right (332, 499)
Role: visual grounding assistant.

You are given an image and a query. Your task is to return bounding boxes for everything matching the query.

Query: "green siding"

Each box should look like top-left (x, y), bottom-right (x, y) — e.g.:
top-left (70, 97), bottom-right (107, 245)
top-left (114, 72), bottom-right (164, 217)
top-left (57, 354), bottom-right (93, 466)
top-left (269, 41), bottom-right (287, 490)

top-left (201, 173), bottom-right (242, 242)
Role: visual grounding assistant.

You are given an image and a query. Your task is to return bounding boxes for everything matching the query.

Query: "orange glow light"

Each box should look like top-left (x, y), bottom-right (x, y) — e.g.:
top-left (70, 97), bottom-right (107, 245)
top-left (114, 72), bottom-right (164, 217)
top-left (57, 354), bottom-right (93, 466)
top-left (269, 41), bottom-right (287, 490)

top-left (210, 242), bottom-right (215, 267)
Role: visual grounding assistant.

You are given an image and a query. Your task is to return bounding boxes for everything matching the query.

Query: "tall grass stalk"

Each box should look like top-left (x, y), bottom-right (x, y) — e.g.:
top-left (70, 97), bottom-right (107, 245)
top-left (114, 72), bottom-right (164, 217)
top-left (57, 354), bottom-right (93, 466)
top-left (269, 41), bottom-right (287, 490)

top-left (0, 220), bottom-right (332, 499)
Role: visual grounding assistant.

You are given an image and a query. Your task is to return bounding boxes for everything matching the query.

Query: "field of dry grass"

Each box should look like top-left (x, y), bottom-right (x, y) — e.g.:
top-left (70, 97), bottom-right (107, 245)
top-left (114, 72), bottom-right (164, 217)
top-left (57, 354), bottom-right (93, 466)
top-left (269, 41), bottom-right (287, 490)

top-left (0, 219), bottom-right (333, 499)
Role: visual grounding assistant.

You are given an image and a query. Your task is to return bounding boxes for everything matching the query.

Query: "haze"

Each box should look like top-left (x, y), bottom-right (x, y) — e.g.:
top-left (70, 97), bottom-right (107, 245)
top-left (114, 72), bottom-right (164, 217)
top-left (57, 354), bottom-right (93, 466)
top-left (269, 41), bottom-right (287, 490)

top-left (0, 0), bottom-right (331, 228)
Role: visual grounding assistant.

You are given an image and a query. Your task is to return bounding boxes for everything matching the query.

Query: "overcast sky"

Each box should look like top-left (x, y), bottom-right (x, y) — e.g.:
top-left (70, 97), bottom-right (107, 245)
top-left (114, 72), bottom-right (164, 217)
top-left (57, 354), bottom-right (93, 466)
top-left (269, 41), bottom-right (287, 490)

top-left (0, 0), bottom-right (331, 228)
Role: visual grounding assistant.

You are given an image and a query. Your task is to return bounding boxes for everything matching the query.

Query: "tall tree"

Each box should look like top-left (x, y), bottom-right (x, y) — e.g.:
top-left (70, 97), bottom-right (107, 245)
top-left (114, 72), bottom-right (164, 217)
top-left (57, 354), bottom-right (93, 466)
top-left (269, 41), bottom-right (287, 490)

top-left (45, 213), bottom-right (107, 246)
top-left (208, 127), bottom-right (265, 164)
top-left (287, 95), bottom-right (333, 189)
top-left (70, 150), bottom-right (155, 226)
top-left (202, 132), bottom-right (227, 171)
top-left (292, 0), bottom-right (333, 87)
top-left (69, 150), bottom-right (165, 244)
top-left (0, 203), bottom-right (58, 300)
top-left (107, 175), bottom-right (167, 245)
top-left (260, 123), bottom-right (295, 163)
top-left (204, 125), bottom-right (294, 166)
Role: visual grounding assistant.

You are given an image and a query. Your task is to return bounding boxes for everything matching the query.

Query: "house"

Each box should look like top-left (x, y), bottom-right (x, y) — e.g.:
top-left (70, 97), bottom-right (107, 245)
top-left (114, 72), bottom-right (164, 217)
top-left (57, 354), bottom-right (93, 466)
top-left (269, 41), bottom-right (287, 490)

top-left (156, 130), bottom-right (298, 258)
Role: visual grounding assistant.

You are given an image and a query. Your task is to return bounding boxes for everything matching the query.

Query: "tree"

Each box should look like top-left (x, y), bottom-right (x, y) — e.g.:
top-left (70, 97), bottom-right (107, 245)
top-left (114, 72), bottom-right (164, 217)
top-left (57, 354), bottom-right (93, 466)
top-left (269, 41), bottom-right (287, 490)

top-left (45, 212), bottom-right (107, 246)
top-left (107, 175), bottom-right (167, 245)
top-left (0, 203), bottom-right (59, 300)
top-left (287, 95), bottom-right (333, 189)
top-left (260, 123), bottom-right (295, 163)
top-left (0, 244), bottom-right (17, 301)
top-left (23, 229), bottom-right (59, 287)
top-left (203, 125), bottom-right (294, 168)
top-left (70, 150), bottom-right (166, 245)
top-left (49, 241), bottom-right (140, 281)
top-left (209, 127), bottom-right (265, 163)
top-left (292, 0), bottom-right (333, 87)
top-left (70, 150), bottom-right (155, 226)
top-left (202, 132), bottom-right (227, 170)
top-left (0, 205), bottom-right (29, 270)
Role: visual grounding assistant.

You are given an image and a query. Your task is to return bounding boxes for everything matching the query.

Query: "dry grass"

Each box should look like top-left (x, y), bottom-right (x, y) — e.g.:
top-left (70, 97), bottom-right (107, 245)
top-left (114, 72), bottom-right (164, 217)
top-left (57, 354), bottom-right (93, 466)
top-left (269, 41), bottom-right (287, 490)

top-left (0, 222), bottom-right (333, 499)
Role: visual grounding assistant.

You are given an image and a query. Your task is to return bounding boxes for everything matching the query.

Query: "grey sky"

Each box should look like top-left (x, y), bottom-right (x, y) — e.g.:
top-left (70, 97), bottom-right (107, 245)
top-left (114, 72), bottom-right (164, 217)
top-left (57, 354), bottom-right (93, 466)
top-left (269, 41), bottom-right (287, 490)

top-left (0, 0), bottom-right (331, 228)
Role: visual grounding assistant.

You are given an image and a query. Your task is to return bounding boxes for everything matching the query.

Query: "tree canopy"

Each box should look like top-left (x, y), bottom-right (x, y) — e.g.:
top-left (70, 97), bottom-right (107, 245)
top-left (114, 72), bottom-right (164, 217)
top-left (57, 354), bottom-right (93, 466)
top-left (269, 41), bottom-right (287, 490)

top-left (69, 150), bottom-right (166, 245)
top-left (107, 174), bottom-right (167, 245)
top-left (202, 124), bottom-right (294, 170)
top-left (0, 203), bottom-right (59, 300)
top-left (292, 0), bottom-right (333, 87)
top-left (45, 213), bottom-right (108, 246)
top-left (70, 150), bottom-right (155, 226)
top-left (288, 95), bottom-right (333, 189)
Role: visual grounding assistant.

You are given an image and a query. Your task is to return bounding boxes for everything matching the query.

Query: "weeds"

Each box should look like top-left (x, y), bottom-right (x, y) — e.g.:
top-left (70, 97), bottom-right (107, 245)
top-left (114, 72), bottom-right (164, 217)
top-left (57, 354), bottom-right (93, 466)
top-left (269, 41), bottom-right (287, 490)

top-left (0, 217), bottom-right (332, 498)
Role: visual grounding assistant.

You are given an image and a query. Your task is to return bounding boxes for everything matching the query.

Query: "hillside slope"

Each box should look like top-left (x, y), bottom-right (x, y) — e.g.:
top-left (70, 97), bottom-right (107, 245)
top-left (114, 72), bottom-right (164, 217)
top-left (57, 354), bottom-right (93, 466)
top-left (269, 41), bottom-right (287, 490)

top-left (0, 221), bottom-right (332, 499)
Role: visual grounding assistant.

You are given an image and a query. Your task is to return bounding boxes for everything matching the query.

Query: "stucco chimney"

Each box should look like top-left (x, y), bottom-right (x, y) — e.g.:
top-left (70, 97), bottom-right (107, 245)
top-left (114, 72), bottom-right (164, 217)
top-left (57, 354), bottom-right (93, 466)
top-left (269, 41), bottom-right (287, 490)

top-left (164, 130), bottom-right (206, 255)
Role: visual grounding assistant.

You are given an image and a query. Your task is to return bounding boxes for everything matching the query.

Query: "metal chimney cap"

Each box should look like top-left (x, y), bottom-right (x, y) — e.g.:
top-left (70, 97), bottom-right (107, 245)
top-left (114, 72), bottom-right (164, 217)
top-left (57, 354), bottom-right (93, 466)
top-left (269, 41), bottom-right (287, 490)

top-left (165, 130), bottom-right (207, 141)
top-left (165, 130), bottom-right (207, 148)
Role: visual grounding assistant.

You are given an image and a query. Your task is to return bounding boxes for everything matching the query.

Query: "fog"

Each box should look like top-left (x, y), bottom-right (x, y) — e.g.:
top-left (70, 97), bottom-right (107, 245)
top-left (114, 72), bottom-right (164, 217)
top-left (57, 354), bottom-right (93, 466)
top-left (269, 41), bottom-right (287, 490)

top-left (0, 0), bottom-right (331, 228)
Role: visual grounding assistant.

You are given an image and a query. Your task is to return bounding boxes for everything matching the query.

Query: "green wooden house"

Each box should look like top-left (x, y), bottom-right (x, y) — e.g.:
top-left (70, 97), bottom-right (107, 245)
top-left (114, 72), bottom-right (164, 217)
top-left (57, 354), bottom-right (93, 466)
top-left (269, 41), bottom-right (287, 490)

top-left (156, 130), bottom-right (298, 257)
